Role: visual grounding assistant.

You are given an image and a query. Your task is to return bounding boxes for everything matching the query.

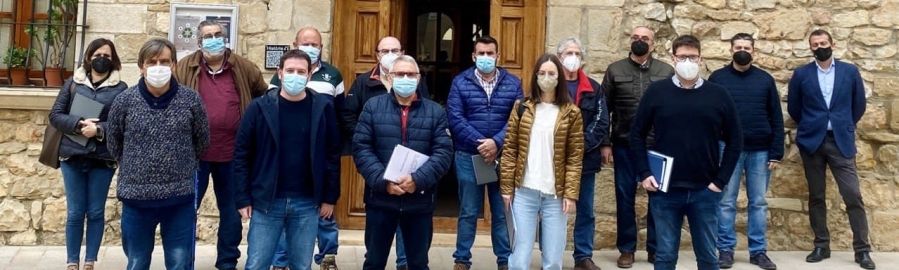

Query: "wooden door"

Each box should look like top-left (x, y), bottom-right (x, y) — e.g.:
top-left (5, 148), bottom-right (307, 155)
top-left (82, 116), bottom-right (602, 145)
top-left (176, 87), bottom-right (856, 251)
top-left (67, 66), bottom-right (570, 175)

top-left (489, 0), bottom-right (546, 93)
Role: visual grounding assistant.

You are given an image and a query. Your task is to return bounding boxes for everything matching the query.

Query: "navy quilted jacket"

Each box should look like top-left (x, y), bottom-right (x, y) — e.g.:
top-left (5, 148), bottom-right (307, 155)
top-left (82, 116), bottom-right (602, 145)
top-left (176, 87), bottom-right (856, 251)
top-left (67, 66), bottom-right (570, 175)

top-left (447, 67), bottom-right (523, 154)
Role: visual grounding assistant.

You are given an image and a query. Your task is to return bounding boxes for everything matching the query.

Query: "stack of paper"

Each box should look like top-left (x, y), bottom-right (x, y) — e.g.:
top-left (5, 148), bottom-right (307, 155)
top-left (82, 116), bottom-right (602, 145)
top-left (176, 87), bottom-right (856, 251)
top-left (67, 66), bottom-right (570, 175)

top-left (647, 150), bottom-right (674, 192)
top-left (383, 144), bottom-right (429, 183)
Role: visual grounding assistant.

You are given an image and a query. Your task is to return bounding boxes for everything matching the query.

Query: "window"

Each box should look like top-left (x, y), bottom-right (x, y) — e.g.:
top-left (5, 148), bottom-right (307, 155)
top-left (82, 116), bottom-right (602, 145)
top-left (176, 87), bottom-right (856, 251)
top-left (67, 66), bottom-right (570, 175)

top-left (1, 0), bottom-right (82, 87)
top-left (415, 12), bottom-right (454, 63)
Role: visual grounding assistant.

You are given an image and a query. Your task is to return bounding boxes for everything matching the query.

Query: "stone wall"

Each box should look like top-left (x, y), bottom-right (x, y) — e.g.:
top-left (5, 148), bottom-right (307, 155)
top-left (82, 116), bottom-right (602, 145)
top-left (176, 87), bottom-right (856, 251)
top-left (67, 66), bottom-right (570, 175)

top-left (546, 0), bottom-right (899, 251)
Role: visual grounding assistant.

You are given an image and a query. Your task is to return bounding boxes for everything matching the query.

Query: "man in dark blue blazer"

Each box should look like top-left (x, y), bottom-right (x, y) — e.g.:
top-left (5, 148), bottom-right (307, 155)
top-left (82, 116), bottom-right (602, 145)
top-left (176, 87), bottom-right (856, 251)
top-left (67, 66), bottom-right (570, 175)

top-left (787, 29), bottom-right (874, 270)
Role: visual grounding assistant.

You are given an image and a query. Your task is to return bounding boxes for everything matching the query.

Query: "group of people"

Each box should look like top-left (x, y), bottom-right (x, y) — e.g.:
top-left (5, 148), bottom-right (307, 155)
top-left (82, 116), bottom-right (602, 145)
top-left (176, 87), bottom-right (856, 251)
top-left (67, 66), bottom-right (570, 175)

top-left (47, 17), bottom-right (875, 270)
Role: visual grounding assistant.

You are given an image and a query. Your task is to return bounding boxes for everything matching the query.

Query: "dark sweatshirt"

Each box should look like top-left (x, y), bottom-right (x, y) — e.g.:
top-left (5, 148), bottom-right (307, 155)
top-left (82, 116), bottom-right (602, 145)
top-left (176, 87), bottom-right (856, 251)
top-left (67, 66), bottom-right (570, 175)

top-left (709, 64), bottom-right (784, 161)
top-left (629, 78), bottom-right (743, 190)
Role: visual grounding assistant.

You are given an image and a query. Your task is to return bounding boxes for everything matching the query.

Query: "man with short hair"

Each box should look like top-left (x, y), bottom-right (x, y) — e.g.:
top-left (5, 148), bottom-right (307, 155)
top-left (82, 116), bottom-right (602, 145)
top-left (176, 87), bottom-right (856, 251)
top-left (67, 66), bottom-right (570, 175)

top-left (601, 26), bottom-right (673, 268)
top-left (788, 29), bottom-right (874, 270)
top-left (709, 33), bottom-right (783, 270)
top-left (448, 35), bottom-right (522, 270)
top-left (173, 20), bottom-right (269, 270)
top-left (353, 55), bottom-right (453, 270)
top-left (630, 35), bottom-right (743, 270)
top-left (556, 37), bottom-right (610, 270)
top-left (233, 49), bottom-right (341, 270)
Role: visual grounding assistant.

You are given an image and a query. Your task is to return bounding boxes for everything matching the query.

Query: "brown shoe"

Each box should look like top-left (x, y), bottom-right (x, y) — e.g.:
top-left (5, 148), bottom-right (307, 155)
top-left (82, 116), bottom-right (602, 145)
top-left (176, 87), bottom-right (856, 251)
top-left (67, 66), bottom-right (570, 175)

top-left (453, 263), bottom-right (470, 270)
top-left (617, 252), bottom-right (635, 268)
top-left (320, 254), bottom-right (338, 270)
top-left (574, 258), bottom-right (601, 270)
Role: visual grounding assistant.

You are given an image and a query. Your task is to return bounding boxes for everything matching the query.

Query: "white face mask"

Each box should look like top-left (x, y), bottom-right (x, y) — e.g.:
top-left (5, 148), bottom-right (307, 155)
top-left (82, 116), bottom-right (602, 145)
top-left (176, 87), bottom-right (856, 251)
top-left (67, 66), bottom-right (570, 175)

top-left (537, 74), bottom-right (558, 92)
top-left (145, 65), bottom-right (172, 88)
top-left (562, 55), bottom-right (581, 72)
top-left (675, 59), bottom-right (700, 81)
top-left (379, 53), bottom-right (399, 70)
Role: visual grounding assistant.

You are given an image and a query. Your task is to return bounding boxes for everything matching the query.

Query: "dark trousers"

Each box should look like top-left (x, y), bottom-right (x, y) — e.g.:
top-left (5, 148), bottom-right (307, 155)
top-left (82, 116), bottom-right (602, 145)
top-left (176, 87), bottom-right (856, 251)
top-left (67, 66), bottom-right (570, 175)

top-left (197, 161), bottom-right (243, 269)
top-left (650, 188), bottom-right (720, 270)
top-left (613, 145), bottom-right (657, 253)
top-left (799, 134), bottom-right (871, 252)
top-left (363, 206), bottom-right (433, 270)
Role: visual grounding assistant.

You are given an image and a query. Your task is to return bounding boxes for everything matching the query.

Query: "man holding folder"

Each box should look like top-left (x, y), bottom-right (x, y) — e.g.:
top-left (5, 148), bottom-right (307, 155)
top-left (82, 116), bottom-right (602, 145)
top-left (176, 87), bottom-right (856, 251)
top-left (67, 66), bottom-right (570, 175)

top-left (352, 55), bottom-right (453, 270)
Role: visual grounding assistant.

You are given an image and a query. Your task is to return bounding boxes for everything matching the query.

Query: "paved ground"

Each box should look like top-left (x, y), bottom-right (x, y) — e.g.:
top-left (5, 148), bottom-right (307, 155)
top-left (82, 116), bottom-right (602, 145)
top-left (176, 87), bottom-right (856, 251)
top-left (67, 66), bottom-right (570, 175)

top-left (3, 245), bottom-right (897, 270)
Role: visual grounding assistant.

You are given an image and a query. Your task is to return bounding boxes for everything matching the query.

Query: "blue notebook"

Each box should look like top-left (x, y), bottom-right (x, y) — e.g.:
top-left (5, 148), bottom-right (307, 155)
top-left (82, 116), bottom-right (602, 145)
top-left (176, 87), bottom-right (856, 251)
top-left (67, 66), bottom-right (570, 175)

top-left (647, 150), bottom-right (674, 192)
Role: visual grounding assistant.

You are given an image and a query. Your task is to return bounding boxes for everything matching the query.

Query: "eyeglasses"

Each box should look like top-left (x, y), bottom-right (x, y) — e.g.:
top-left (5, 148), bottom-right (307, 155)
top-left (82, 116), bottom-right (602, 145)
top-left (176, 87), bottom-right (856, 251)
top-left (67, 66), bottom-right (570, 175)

top-left (390, 72), bottom-right (419, 78)
top-left (377, 48), bottom-right (402, 55)
top-left (674, 55), bottom-right (701, 62)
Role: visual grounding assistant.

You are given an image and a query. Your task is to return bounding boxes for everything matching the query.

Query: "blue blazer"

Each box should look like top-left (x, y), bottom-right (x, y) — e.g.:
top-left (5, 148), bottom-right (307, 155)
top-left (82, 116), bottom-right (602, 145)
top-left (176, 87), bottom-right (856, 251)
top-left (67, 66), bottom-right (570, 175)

top-left (787, 60), bottom-right (866, 158)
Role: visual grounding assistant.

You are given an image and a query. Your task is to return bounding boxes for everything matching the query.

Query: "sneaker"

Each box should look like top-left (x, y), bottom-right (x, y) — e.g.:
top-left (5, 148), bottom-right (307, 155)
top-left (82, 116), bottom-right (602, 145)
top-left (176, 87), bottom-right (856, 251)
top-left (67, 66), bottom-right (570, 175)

top-left (574, 258), bottom-right (601, 270)
top-left (320, 254), bottom-right (338, 270)
top-left (453, 263), bottom-right (470, 270)
top-left (750, 253), bottom-right (777, 270)
top-left (719, 250), bottom-right (734, 269)
top-left (66, 264), bottom-right (78, 270)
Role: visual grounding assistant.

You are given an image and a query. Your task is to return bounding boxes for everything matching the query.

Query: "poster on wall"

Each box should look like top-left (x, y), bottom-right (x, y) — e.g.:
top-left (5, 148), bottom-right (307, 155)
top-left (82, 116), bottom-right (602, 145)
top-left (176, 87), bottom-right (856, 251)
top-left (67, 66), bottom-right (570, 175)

top-left (169, 4), bottom-right (239, 60)
top-left (265, 45), bottom-right (291, 70)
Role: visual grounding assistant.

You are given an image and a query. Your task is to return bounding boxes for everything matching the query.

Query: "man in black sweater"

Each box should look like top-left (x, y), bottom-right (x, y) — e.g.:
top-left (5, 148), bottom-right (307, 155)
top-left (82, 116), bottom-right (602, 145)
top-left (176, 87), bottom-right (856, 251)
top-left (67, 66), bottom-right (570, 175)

top-left (630, 35), bottom-right (743, 270)
top-left (708, 33), bottom-right (783, 270)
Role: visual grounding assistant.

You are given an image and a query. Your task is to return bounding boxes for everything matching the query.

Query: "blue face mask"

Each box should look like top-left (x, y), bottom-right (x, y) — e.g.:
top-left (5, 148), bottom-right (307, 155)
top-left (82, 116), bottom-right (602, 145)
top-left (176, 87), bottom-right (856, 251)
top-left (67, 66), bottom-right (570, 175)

top-left (298, 45), bottom-right (321, 64)
top-left (475, 55), bottom-right (496, 73)
top-left (282, 73), bottom-right (308, 96)
top-left (392, 77), bottom-right (418, 98)
top-left (202, 37), bottom-right (226, 55)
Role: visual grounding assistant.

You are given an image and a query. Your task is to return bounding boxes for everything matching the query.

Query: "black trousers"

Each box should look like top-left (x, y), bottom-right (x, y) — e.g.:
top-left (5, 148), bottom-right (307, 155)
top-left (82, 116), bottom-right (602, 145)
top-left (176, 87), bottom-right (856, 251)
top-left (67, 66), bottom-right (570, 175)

top-left (799, 134), bottom-right (871, 252)
top-left (363, 206), bottom-right (434, 270)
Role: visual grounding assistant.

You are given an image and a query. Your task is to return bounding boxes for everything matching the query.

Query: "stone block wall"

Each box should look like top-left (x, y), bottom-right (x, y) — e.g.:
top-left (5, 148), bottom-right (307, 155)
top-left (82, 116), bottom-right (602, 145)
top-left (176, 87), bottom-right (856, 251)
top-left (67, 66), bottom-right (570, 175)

top-left (547, 0), bottom-right (899, 251)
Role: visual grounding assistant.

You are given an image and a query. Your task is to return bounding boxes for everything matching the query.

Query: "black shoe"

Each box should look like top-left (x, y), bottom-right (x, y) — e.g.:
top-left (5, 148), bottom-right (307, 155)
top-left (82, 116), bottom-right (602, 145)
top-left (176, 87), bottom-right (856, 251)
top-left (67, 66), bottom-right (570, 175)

top-left (855, 252), bottom-right (876, 269)
top-left (750, 253), bottom-right (777, 270)
top-left (718, 251), bottom-right (734, 269)
top-left (648, 252), bottom-right (656, 264)
top-left (805, 247), bottom-right (830, 262)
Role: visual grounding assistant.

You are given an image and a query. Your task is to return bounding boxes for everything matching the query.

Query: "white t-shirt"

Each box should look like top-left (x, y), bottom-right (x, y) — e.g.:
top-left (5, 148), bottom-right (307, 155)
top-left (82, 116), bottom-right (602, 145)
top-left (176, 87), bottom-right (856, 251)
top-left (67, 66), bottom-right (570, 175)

top-left (522, 102), bottom-right (560, 195)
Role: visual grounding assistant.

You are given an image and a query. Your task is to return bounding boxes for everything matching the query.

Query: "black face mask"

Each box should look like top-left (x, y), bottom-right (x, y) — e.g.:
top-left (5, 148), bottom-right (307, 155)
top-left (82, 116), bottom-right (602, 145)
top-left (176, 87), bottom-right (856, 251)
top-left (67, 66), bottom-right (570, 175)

top-left (631, 40), bottom-right (650, 57)
top-left (813, 47), bottom-right (832, 62)
top-left (733, 51), bottom-right (753, 66)
top-left (91, 57), bottom-right (113, 74)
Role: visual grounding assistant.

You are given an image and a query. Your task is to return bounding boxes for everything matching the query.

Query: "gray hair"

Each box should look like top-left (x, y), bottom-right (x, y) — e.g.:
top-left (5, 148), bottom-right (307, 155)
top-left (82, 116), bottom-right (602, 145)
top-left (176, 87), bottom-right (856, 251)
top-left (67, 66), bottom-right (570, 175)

top-left (556, 37), bottom-right (585, 58)
top-left (197, 20), bottom-right (223, 33)
top-left (137, 38), bottom-right (176, 68)
top-left (389, 55), bottom-right (420, 74)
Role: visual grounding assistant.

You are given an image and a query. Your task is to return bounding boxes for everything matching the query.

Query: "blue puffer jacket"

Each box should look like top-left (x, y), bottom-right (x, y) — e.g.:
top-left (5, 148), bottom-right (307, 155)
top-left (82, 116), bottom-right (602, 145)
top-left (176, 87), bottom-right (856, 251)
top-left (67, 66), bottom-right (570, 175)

top-left (447, 67), bottom-right (523, 154)
top-left (352, 93), bottom-right (453, 213)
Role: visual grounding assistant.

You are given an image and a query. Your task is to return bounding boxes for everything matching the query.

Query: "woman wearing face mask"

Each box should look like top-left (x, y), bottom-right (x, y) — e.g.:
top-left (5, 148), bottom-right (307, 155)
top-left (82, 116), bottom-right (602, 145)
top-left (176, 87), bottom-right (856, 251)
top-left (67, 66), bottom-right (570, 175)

top-left (48, 38), bottom-right (127, 270)
top-left (500, 54), bottom-right (584, 270)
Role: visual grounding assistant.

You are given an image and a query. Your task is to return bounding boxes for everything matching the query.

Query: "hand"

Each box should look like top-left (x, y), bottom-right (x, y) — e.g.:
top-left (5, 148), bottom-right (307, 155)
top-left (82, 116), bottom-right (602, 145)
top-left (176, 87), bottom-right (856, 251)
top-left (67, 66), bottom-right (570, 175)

top-left (477, 139), bottom-right (498, 161)
top-left (387, 182), bottom-right (406, 196)
top-left (397, 175), bottom-right (417, 193)
top-left (768, 161), bottom-right (779, 170)
top-left (641, 176), bottom-right (659, 192)
top-left (601, 146), bottom-right (613, 165)
top-left (502, 194), bottom-right (512, 209)
top-left (319, 203), bottom-right (334, 219)
top-left (238, 206), bottom-right (252, 220)
top-left (562, 198), bottom-right (576, 215)
top-left (79, 118), bottom-right (99, 138)
top-left (708, 183), bottom-right (722, 192)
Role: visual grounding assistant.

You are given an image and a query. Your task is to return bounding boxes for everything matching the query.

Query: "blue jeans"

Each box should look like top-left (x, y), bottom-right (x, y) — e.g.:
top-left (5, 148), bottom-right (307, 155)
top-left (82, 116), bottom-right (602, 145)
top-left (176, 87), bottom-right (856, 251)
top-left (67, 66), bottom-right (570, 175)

top-left (573, 173), bottom-right (596, 262)
top-left (197, 161), bottom-right (243, 269)
top-left (245, 197), bottom-right (319, 270)
top-left (650, 188), bottom-right (721, 270)
top-left (453, 151), bottom-right (511, 266)
top-left (121, 201), bottom-right (196, 270)
top-left (272, 217), bottom-right (368, 267)
top-left (612, 146), bottom-right (656, 253)
top-left (60, 158), bottom-right (115, 264)
top-left (508, 188), bottom-right (567, 270)
top-left (717, 150), bottom-right (770, 255)
top-left (363, 206), bottom-right (433, 270)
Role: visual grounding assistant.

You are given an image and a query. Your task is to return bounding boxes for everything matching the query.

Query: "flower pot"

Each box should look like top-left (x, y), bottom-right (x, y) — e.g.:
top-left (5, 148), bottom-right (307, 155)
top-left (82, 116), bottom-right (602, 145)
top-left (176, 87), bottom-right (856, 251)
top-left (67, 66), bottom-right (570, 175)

top-left (44, 67), bottom-right (64, 87)
top-left (9, 68), bottom-right (27, 86)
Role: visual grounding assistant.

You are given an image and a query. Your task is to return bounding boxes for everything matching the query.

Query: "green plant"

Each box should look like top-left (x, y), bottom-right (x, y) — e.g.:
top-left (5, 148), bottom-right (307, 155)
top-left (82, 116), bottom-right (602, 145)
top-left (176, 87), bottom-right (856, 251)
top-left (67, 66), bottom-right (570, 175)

top-left (2, 47), bottom-right (34, 69)
top-left (26, 0), bottom-right (78, 68)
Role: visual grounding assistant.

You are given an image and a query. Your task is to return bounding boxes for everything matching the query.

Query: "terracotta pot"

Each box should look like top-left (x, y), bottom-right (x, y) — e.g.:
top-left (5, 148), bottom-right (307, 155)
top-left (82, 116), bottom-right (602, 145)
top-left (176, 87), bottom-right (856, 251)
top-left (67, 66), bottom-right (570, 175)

top-left (9, 68), bottom-right (27, 86)
top-left (44, 67), bottom-right (64, 87)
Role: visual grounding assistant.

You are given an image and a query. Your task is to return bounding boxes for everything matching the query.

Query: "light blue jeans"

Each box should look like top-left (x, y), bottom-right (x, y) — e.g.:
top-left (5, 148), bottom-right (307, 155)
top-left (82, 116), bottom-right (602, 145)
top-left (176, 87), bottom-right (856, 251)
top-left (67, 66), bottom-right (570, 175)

top-left (717, 150), bottom-right (771, 255)
top-left (508, 188), bottom-right (568, 270)
top-left (244, 197), bottom-right (319, 270)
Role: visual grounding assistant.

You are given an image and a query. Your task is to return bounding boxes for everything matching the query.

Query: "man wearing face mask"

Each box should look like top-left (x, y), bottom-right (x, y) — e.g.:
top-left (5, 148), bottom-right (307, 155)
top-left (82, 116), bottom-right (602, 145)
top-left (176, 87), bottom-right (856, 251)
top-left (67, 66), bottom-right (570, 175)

top-left (630, 35), bottom-right (743, 270)
top-left (172, 20), bottom-right (269, 270)
top-left (233, 49), bottom-right (341, 270)
top-left (267, 26), bottom-right (346, 270)
top-left (353, 55), bottom-right (453, 270)
top-left (708, 33), bottom-right (783, 270)
top-left (106, 38), bottom-right (210, 269)
top-left (555, 37), bottom-right (610, 270)
top-left (448, 35), bottom-right (522, 270)
top-left (600, 26), bottom-right (673, 268)
top-left (787, 30), bottom-right (874, 270)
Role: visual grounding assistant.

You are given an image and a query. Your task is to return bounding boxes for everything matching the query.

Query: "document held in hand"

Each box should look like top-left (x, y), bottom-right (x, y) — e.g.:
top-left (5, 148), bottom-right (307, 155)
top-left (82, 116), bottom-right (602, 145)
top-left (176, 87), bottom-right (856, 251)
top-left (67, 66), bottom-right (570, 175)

top-left (647, 150), bottom-right (674, 192)
top-left (65, 93), bottom-right (105, 146)
top-left (471, 155), bottom-right (498, 185)
top-left (383, 144), bottom-right (429, 183)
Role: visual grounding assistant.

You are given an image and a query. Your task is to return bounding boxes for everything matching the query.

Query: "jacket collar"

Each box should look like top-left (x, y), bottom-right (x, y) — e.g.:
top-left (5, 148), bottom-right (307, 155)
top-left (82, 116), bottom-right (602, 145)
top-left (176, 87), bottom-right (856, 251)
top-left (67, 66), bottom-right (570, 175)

top-left (186, 49), bottom-right (234, 68)
top-left (73, 67), bottom-right (122, 89)
top-left (573, 69), bottom-right (594, 105)
top-left (463, 66), bottom-right (509, 87)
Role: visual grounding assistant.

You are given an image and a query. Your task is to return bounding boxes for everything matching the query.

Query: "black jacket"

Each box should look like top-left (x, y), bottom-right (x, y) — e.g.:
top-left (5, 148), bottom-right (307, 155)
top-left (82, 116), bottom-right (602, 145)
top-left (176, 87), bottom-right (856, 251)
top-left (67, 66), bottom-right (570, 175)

top-left (601, 56), bottom-right (674, 146)
top-left (570, 70), bottom-right (610, 174)
top-left (709, 64), bottom-right (785, 161)
top-left (352, 93), bottom-right (452, 213)
top-left (49, 68), bottom-right (128, 161)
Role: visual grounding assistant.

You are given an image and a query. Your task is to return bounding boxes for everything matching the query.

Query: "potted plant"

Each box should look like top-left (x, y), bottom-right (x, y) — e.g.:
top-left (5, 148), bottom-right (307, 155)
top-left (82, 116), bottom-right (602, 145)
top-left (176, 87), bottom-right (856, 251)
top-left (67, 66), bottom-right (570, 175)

top-left (26, 0), bottom-right (78, 87)
top-left (2, 47), bottom-right (33, 85)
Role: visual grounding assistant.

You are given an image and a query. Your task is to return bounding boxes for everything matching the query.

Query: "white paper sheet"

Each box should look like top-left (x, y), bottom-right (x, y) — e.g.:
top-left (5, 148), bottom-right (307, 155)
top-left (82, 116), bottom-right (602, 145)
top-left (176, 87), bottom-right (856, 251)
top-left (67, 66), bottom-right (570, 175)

top-left (383, 144), bottom-right (429, 183)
